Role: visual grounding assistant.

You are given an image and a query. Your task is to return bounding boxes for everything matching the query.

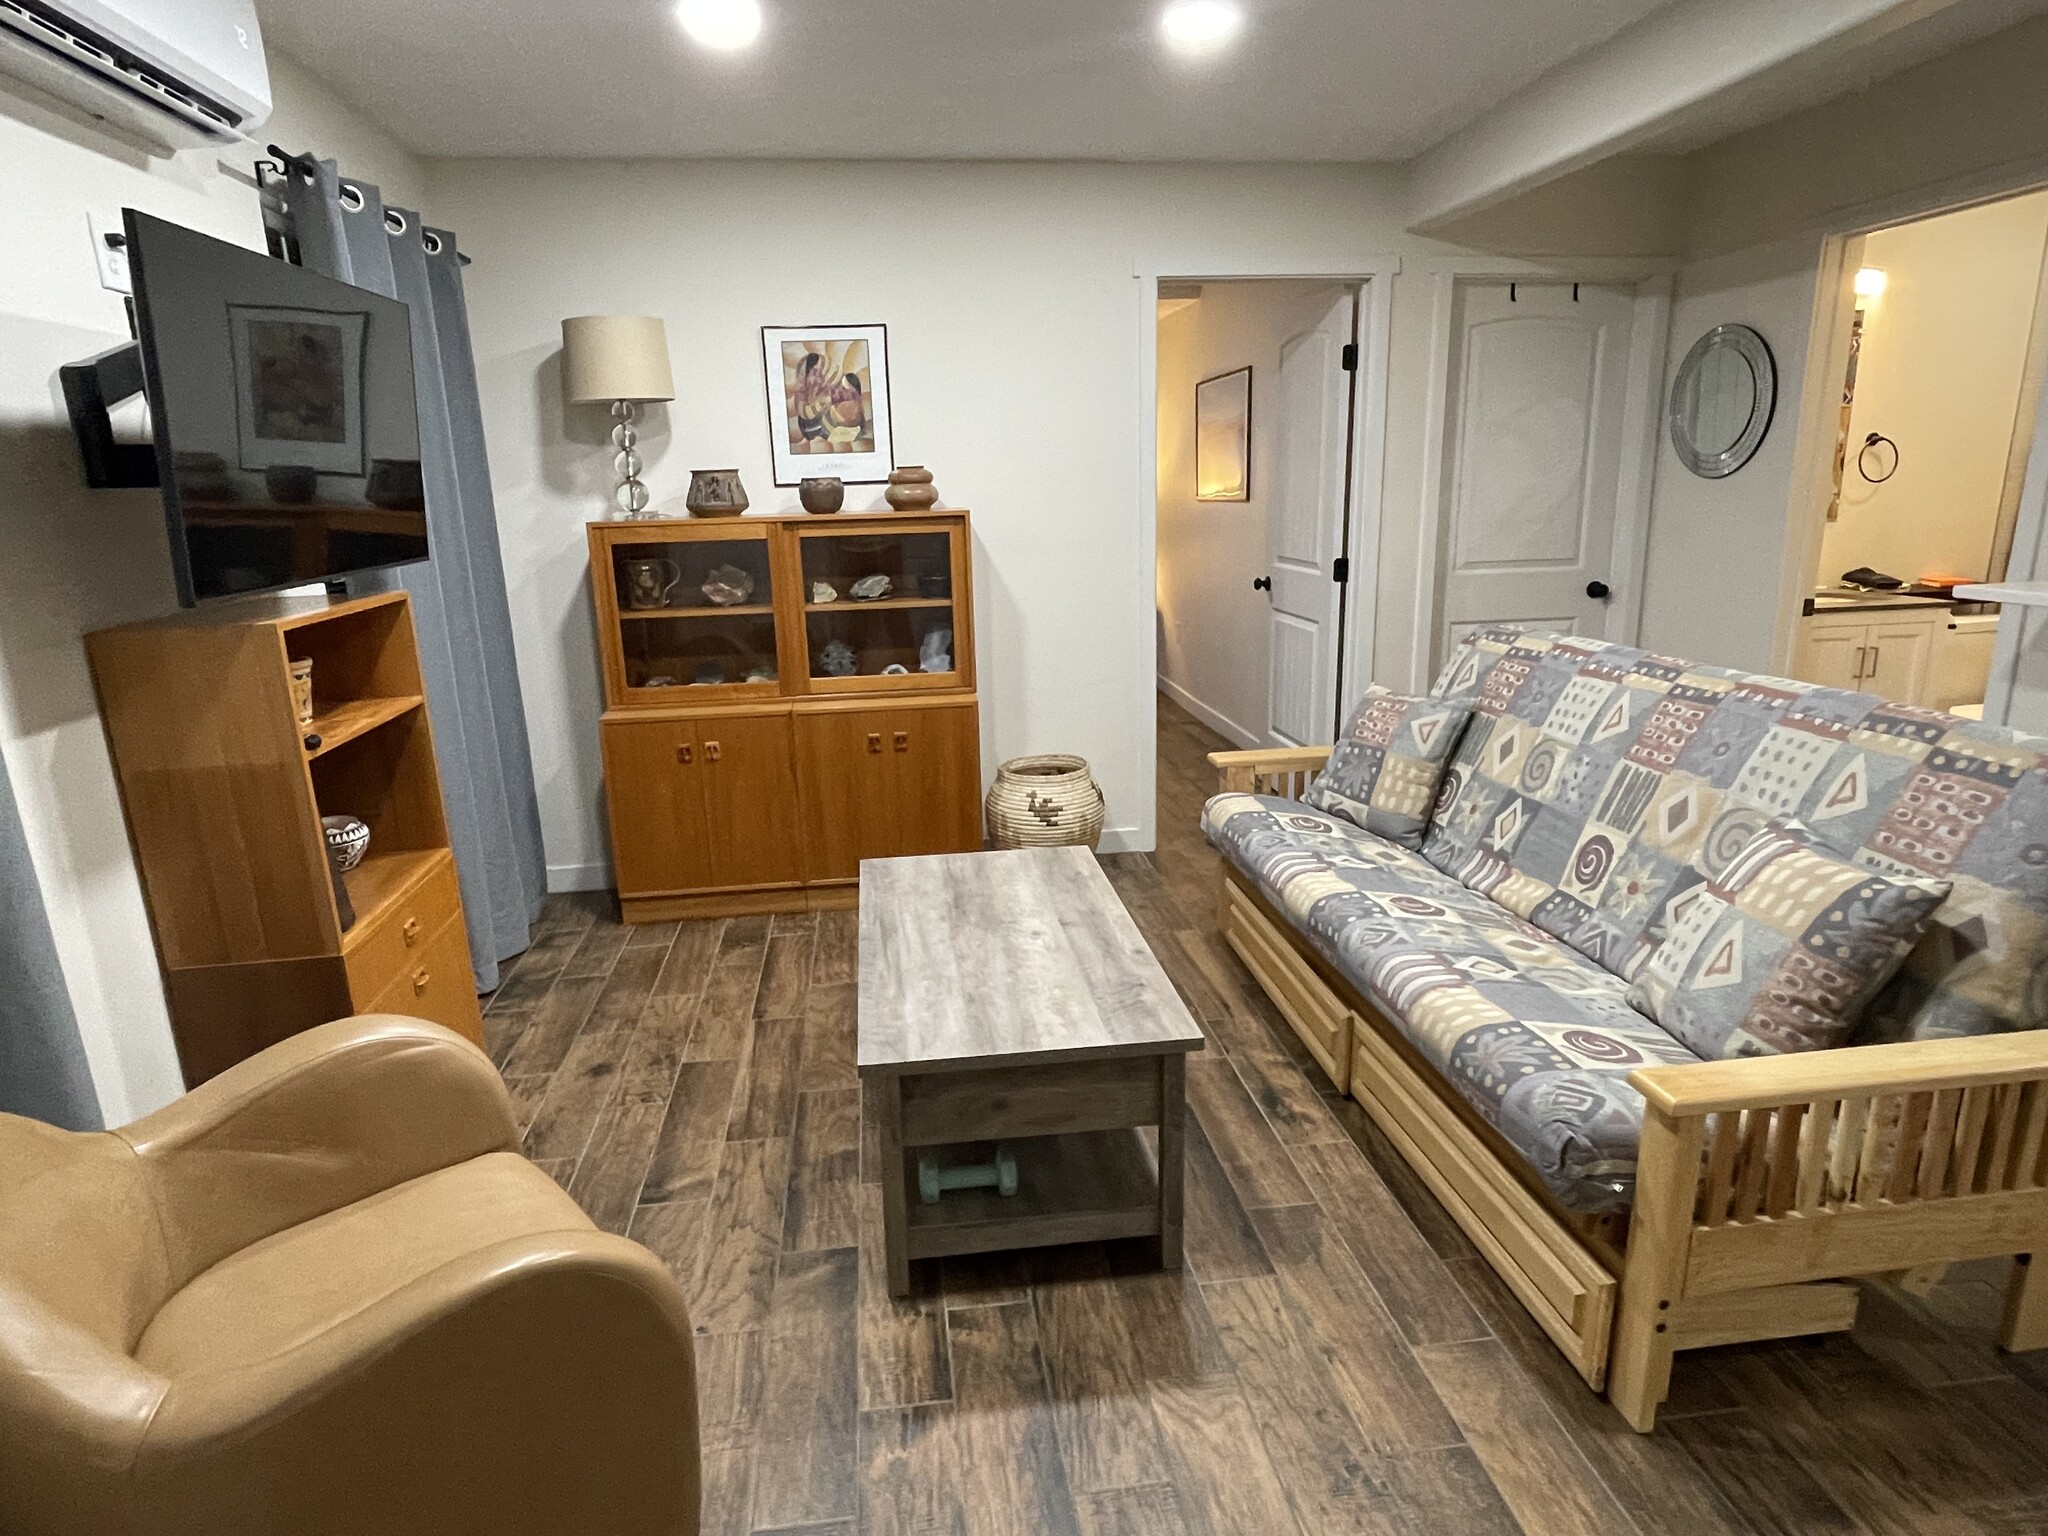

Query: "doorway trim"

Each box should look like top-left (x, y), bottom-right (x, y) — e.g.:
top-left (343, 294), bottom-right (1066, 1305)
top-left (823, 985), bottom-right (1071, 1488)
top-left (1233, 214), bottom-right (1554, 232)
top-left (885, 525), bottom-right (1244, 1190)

top-left (1411, 255), bottom-right (1676, 692)
top-left (1134, 251), bottom-right (1400, 854)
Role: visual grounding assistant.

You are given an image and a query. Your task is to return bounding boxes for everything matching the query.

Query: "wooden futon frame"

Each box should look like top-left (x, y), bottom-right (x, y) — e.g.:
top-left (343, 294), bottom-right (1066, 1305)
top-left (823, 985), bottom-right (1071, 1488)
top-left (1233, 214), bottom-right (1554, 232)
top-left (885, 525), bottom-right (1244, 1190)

top-left (1211, 745), bottom-right (2048, 1431)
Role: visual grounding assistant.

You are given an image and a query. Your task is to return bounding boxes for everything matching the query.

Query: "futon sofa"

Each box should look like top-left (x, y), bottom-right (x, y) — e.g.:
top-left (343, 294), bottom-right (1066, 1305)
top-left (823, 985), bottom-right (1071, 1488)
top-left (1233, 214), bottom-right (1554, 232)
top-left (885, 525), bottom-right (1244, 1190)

top-left (1206, 626), bottom-right (2048, 1430)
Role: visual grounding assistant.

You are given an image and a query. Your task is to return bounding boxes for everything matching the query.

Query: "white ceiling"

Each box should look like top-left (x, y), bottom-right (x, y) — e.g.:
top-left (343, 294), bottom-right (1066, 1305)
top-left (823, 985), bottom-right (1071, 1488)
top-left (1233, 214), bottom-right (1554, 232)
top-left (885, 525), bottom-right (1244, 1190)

top-left (253, 0), bottom-right (1679, 161)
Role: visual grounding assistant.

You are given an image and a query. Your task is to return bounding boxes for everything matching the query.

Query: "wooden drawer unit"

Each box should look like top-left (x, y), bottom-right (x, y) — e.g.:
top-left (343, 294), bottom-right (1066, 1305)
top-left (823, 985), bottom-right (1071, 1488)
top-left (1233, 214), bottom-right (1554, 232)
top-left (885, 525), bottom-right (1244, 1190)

top-left (1222, 878), bottom-right (1351, 1091)
top-left (343, 852), bottom-right (463, 1003)
top-left (365, 913), bottom-right (480, 1042)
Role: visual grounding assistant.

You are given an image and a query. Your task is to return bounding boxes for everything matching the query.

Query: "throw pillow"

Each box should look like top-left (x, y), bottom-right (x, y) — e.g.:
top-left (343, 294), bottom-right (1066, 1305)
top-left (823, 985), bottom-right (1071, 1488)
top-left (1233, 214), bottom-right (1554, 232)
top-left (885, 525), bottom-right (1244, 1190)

top-left (1302, 686), bottom-right (1472, 850)
top-left (1627, 819), bottom-right (1951, 1060)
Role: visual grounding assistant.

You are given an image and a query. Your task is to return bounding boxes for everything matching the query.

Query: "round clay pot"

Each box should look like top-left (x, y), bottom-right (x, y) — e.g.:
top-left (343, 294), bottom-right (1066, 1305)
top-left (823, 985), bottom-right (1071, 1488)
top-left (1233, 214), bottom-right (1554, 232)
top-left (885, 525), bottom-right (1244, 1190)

top-left (885, 464), bottom-right (940, 511)
top-left (800, 476), bottom-right (845, 514)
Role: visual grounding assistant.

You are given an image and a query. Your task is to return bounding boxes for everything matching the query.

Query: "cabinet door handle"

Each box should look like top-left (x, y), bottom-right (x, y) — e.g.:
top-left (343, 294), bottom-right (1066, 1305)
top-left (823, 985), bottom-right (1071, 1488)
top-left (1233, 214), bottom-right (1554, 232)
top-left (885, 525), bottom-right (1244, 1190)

top-left (1852, 645), bottom-right (1868, 681)
top-left (893, 730), bottom-right (910, 752)
top-left (1867, 645), bottom-right (1880, 679)
top-left (402, 916), bottom-right (421, 947)
top-left (705, 740), bottom-right (722, 763)
top-left (676, 744), bottom-right (694, 765)
top-left (412, 967), bottom-right (431, 996)
top-left (867, 732), bottom-right (883, 753)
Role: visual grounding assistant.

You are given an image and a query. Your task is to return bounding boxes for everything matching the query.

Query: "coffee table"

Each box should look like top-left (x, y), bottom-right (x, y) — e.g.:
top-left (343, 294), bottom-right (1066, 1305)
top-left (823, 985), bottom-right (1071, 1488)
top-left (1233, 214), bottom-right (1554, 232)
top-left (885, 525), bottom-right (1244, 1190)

top-left (858, 846), bottom-right (1206, 1296)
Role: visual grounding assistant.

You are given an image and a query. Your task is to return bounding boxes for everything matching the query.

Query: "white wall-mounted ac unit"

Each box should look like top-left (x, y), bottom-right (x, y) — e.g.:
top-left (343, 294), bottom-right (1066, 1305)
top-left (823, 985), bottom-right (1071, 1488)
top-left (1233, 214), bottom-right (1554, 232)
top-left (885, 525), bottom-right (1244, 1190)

top-left (0, 0), bottom-right (271, 153)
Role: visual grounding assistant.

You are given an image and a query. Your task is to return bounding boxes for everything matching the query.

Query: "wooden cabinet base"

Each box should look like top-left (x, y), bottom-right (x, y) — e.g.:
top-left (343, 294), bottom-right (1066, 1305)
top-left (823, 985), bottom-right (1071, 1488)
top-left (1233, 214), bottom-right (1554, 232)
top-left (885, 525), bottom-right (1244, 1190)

top-left (620, 882), bottom-right (858, 923)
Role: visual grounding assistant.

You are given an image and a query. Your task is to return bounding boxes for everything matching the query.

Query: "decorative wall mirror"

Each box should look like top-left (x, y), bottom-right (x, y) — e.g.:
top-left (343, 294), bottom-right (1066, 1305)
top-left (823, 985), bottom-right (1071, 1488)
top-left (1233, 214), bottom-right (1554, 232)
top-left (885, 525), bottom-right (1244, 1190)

top-left (1668, 324), bottom-right (1776, 478)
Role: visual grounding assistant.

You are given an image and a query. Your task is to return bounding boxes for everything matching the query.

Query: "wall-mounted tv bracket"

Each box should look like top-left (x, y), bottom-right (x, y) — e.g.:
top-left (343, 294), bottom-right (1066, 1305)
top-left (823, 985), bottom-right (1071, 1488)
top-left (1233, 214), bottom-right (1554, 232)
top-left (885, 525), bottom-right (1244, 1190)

top-left (60, 335), bottom-right (158, 490)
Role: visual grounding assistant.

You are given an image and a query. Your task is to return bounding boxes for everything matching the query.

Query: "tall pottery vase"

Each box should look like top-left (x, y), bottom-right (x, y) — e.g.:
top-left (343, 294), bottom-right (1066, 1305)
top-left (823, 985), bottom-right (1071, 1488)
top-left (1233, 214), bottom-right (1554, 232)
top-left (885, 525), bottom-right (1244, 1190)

top-left (985, 754), bottom-right (1105, 850)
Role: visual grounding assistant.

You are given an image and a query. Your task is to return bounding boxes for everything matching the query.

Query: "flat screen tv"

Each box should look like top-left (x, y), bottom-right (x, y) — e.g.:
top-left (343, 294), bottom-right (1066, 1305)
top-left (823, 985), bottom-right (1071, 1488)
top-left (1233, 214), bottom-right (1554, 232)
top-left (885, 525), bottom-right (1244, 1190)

top-left (125, 209), bottom-right (430, 606)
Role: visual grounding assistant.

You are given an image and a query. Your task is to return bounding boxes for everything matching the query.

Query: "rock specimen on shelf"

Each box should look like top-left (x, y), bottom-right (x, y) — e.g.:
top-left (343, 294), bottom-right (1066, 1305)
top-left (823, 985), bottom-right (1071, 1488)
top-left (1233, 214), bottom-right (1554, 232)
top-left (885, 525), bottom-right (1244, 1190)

top-left (819, 639), bottom-right (858, 677)
top-left (850, 574), bottom-right (893, 601)
top-left (920, 627), bottom-right (953, 674)
top-left (701, 564), bottom-right (756, 606)
top-left (811, 580), bottom-right (838, 603)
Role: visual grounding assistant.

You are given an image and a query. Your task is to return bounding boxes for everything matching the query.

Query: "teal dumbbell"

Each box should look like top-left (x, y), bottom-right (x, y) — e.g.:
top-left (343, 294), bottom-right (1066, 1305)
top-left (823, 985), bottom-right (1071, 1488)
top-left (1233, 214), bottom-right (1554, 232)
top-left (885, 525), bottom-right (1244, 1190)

top-left (917, 1145), bottom-right (1019, 1204)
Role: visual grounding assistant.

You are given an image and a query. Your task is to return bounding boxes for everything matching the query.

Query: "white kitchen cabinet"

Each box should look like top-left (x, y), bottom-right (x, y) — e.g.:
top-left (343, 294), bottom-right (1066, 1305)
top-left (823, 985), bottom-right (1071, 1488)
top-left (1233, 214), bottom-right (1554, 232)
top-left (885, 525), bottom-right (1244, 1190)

top-left (1792, 610), bottom-right (1939, 703)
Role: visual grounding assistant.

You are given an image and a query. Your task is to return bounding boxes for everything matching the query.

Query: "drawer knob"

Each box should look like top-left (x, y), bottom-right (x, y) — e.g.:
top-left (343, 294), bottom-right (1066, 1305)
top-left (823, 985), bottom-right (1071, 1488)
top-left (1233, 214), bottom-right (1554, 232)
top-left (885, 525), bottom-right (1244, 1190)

top-left (893, 730), bottom-right (909, 752)
top-left (705, 740), bottom-right (722, 763)
top-left (412, 968), bottom-right (431, 996)
top-left (402, 916), bottom-right (422, 946)
top-left (676, 743), bottom-right (694, 765)
top-left (867, 732), bottom-right (883, 753)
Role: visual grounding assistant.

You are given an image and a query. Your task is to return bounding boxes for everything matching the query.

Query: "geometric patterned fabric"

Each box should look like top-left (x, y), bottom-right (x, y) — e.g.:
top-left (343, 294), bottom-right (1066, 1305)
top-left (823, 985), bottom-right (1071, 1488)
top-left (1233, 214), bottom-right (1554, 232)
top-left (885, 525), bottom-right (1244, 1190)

top-left (1301, 686), bottom-right (1473, 850)
top-left (1203, 628), bottom-right (2048, 1214)
top-left (1203, 793), bottom-right (1697, 1213)
top-left (1425, 628), bottom-right (2048, 1048)
top-left (1625, 818), bottom-right (1952, 1060)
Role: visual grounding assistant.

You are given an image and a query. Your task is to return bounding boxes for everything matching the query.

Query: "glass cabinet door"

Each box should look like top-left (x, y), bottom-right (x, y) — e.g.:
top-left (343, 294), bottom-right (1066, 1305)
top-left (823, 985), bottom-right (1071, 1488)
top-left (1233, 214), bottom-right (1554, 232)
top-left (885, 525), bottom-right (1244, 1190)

top-left (608, 532), bottom-right (780, 699)
top-left (797, 524), bottom-right (963, 691)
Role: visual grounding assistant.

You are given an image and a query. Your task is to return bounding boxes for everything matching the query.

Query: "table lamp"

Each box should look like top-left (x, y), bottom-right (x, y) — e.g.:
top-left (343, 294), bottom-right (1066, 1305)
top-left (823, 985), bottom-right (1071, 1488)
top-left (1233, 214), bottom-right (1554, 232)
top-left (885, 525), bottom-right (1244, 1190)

top-left (562, 315), bottom-right (676, 518)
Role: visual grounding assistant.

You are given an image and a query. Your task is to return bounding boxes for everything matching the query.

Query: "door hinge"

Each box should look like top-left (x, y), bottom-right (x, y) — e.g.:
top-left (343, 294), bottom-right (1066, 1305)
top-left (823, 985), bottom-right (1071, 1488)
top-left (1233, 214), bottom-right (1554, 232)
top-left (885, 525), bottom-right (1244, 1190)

top-left (1340, 342), bottom-right (1358, 372)
top-left (1332, 557), bottom-right (1350, 584)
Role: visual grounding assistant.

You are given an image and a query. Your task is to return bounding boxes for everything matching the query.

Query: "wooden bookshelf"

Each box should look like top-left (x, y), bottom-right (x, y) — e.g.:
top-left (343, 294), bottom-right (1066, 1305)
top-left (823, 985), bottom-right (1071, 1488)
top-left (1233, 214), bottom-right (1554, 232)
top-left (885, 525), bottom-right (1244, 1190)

top-left (87, 591), bottom-right (484, 1085)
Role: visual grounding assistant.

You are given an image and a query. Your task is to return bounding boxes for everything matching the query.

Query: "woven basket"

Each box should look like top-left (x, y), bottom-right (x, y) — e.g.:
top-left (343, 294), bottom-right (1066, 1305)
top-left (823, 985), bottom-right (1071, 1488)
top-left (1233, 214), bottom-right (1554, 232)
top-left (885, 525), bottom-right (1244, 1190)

top-left (985, 754), bottom-right (1106, 850)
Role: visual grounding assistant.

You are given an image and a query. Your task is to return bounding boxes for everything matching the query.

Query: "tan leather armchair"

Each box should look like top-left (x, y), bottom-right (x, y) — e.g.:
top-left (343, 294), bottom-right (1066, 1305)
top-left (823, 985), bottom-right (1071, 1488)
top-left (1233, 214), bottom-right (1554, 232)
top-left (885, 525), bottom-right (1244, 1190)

top-left (0, 1016), bottom-right (700, 1536)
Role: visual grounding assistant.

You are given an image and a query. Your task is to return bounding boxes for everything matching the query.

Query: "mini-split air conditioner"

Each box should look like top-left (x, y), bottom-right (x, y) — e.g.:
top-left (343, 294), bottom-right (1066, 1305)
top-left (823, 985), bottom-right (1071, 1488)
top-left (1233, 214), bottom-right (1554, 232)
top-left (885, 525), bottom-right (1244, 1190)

top-left (0, 0), bottom-right (271, 152)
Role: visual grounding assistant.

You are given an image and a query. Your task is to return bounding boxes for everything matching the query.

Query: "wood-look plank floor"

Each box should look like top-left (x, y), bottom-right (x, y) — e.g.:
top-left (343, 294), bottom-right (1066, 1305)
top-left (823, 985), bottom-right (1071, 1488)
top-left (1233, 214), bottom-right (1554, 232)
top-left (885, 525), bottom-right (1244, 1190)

top-left (483, 696), bottom-right (2048, 1536)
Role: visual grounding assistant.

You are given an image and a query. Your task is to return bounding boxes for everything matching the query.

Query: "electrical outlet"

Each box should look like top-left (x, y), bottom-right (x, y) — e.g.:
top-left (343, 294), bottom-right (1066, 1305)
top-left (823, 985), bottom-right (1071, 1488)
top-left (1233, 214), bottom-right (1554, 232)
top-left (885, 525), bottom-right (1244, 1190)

top-left (88, 211), bottom-right (130, 294)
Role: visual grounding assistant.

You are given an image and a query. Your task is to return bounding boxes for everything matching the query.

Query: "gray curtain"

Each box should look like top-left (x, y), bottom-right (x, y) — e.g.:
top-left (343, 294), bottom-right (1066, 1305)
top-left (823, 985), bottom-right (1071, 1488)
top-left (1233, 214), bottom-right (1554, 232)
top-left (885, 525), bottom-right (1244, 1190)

top-left (0, 749), bottom-right (100, 1129)
top-left (268, 156), bottom-right (547, 992)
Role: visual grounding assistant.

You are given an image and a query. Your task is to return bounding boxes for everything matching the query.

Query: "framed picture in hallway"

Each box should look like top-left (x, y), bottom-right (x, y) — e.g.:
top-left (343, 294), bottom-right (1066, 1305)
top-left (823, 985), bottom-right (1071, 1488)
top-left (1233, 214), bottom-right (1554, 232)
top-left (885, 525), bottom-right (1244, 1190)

top-left (761, 323), bottom-right (895, 486)
top-left (1196, 365), bottom-right (1251, 501)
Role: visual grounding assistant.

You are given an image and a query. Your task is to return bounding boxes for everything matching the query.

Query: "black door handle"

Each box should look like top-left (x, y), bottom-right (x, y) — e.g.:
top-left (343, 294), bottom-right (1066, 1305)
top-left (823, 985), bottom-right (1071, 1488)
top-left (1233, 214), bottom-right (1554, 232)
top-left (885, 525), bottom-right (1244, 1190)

top-left (1252, 577), bottom-right (1272, 592)
top-left (1586, 580), bottom-right (1612, 600)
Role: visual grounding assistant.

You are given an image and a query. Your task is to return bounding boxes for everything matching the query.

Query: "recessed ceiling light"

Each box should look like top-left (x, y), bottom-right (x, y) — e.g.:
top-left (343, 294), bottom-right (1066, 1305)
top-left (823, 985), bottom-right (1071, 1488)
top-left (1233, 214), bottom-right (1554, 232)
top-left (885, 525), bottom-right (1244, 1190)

top-left (1160, 0), bottom-right (1243, 55)
top-left (676, 0), bottom-right (763, 51)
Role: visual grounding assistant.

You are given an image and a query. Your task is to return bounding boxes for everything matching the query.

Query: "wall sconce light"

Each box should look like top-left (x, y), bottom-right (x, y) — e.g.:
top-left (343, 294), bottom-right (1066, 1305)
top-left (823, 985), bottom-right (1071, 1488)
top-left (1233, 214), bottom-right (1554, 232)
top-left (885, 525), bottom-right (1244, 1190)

top-left (1853, 267), bottom-right (1888, 302)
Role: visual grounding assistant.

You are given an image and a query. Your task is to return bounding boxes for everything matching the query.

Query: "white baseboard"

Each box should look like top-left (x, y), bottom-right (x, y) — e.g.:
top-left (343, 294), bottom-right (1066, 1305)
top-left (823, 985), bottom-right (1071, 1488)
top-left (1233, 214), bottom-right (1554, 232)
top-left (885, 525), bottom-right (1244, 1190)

top-left (1157, 675), bottom-right (1260, 749)
top-left (1097, 825), bottom-right (1151, 855)
top-left (547, 861), bottom-right (614, 894)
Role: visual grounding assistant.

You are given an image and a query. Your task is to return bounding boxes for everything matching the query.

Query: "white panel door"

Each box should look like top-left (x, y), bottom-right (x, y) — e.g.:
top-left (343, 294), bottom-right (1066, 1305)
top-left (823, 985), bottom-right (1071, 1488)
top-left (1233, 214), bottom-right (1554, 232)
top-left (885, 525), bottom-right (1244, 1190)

top-left (1436, 281), bottom-right (1635, 670)
top-left (1265, 286), bottom-right (1355, 746)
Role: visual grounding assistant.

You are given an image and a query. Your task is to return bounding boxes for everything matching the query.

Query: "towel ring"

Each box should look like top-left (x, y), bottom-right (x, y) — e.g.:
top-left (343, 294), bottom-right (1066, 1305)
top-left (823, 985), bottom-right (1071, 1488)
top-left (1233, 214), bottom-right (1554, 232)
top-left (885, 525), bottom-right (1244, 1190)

top-left (1858, 432), bottom-right (1899, 483)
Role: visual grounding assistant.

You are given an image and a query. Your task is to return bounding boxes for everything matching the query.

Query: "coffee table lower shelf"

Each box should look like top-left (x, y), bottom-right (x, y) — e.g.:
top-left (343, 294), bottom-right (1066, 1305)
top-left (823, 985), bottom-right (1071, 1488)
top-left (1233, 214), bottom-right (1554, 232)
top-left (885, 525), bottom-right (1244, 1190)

top-left (901, 1128), bottom-right (1162, 1262)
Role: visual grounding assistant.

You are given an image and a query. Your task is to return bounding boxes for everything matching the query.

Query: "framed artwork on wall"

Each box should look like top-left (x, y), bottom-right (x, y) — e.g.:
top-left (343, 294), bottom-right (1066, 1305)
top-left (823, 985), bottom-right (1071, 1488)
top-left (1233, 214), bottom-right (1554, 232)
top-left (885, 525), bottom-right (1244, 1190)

top-left (1196, 365), bottom-right (1251, 502)
top-left (229, 305), bottom-right (368, 475)
top-left (760, 323), bottom-right (895, 486)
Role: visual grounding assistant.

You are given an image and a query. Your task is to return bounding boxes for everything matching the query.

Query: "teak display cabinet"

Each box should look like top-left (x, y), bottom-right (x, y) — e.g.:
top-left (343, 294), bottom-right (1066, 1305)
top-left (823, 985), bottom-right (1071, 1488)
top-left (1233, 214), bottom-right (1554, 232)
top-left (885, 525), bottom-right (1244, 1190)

top-left (588, 511), bottom-right (983, 920)
top-left (87, 591), bottom-right (485, 1086)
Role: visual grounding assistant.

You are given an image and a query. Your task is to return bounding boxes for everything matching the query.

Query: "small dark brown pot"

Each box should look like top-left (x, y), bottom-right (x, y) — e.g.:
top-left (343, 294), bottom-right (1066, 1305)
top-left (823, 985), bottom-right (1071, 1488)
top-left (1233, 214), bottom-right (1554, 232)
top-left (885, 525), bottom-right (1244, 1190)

top-left (800, 477), bottom-right (845, 514)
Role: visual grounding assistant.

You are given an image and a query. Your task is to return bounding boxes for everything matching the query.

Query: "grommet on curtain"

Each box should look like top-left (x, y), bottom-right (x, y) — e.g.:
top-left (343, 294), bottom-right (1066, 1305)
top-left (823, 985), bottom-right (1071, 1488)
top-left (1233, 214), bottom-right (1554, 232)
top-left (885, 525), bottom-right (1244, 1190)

top-left (423, 232), bottom-right (444, 256)
top-left (385, 210), bottom-right (409, 236)
top-left (339, 183), bottom-right (365, 213)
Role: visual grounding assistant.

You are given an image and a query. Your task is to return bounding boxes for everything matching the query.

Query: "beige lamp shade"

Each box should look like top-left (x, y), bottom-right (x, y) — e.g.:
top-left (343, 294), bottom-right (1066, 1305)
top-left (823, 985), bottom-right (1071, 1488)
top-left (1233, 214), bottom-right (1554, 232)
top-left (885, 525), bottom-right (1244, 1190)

top-left (561, 315), bottom-right (676, 404)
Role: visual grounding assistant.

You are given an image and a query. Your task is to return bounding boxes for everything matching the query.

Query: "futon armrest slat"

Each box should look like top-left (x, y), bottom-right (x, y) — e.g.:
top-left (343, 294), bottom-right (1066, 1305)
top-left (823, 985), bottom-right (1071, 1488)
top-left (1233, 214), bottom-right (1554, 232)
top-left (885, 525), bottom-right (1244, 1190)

top-left (1208, 746), bottom-right (1331, 795)
top-left (1629, 1032), bottom-right (2048, 1119)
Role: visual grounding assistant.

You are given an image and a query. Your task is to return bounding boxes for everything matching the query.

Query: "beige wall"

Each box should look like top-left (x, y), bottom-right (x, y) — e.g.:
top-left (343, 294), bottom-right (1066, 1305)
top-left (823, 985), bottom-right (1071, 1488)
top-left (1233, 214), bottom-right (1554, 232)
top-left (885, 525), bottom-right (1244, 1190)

top-left (1155, 281), bottom-right (1347, 747)
top-left (421, 158), bottom-right (1480, 886)
top-left (0, 52), bottom-right (422, 1122)
top-left (1637, 15), bottom-right (2048, 675)
top-left (1818, 192), bottom-right (2048, 587)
